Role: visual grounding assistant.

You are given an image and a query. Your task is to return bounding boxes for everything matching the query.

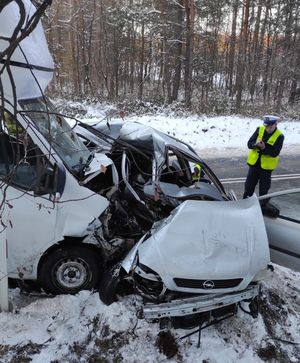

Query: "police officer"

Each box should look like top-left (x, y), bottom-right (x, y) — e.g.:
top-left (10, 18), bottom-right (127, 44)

top-left (192, 163), bottom-right (201, 182)
top-left (243, 115), bottom-right (284, 198)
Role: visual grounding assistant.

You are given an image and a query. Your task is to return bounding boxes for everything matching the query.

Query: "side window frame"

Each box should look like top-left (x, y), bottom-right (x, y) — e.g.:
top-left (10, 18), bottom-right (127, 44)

top-left (0, 109), bottom-right (53, 195)
top-left (269, 193), bottom-right (300, 224)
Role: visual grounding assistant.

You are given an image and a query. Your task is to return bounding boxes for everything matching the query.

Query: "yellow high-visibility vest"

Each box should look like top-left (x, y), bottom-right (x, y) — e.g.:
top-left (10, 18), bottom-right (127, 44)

top-left (3, 111), bottom-right (19, 135)
top-left (192, 163), bottom-right (201, 181)
top-left (247, 126), bottom-right (282, 170)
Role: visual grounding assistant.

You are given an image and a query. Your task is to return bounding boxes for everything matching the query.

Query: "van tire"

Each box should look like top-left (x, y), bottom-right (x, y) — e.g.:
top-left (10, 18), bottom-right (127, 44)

top-left (39, 245), bottom-right (101, 295)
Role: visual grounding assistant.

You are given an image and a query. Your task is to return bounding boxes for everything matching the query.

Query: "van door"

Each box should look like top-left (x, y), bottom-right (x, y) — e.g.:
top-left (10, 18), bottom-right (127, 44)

top-left (0, 111), bottom-right (58, 280)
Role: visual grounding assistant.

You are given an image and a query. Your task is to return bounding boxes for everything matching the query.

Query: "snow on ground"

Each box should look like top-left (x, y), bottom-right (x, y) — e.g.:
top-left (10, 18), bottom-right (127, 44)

top-left (74, 102), bottom-right (300, 158)
top-left (1, 104), bottom-right (300, 363)
top-left (0, 265), bottom-right (299, 362)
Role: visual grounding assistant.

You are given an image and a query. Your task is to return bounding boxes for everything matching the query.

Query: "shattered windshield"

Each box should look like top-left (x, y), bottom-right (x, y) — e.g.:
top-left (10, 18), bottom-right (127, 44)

top-left (19, 97), bottom-right (90, 172)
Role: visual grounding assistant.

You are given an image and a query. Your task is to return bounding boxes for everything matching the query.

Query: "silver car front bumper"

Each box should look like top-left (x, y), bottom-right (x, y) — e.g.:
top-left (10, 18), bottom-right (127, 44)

top-left (143, 284), bottom-right (259, 319)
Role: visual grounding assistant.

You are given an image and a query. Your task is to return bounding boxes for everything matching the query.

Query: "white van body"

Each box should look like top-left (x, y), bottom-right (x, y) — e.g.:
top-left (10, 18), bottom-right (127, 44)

top-left (0, 0), bottom-right (117, 293)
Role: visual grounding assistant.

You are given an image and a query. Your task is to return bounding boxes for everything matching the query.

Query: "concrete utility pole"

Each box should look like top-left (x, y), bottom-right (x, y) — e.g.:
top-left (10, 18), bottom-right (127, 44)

top-left (0, 227), bottom-right (9, 312)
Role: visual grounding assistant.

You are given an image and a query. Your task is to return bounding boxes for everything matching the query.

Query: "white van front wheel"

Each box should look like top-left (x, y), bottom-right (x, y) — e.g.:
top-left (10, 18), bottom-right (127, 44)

top-left (39, 245), bottom-right (101, 294)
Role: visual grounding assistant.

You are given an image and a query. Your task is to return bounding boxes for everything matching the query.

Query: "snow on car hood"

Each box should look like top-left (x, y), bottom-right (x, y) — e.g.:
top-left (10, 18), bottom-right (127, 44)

top-left (137, 196), bottom-right (270, 293)
top-left (0, 0), bottom-right (54, 100)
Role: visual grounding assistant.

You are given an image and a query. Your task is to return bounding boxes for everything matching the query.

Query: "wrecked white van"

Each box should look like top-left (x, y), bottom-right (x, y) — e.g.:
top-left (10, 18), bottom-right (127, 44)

top-left (0, 0), bottom-right (118, 294)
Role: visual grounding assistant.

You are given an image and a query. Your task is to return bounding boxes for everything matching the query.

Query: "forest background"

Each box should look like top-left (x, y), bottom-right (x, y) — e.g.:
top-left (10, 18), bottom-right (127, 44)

top-left (43, 0), bottom-right (300, 117)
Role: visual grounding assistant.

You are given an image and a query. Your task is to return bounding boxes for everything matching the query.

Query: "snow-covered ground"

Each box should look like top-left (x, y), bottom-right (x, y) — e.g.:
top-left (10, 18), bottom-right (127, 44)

top-left (74, 102), bottom-right (300, 158)
top-left (1, 265), bottom-right (299, 362)
top-left (1, 105), bottom-right (300, 363)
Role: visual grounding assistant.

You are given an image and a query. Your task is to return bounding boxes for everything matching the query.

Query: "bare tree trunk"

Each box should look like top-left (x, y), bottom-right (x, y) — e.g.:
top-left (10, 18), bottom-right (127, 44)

top-left (158, 0), bottom-right (172, 103)
top-left (276, 0), bottom-right (295, 111)
top-left (71, 0), bottom-right (81, 96)
top-left (184, 0), bottom-right (195, 107)
top-left (228, 0), bottom-right (239, 97)
top-left (130, 19), bottom-right (135, 94)
top-left (235, 0), bottom-right (250, 111)
top-left (288, 80), bottom-right (298, 104)
top-left (249, 0), bottom-right (262, 100)
top-left (85, 0), bottom-right (96, 96)
top-left (171, 0), bottom-right (184, 101)
top-left (138, 22), bottom-right (145, 100)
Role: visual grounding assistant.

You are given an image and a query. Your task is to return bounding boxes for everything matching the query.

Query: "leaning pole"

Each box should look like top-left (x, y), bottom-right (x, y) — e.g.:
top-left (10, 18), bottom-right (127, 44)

top-left (0, 223), bottom-right (9, 312)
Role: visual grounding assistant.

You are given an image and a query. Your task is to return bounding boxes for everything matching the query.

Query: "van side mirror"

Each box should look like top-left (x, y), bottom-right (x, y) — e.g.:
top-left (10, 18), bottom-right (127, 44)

top-left (34, 162), bottom-right (66, 198)
top-left (52, 163), bottom-right (66, 198)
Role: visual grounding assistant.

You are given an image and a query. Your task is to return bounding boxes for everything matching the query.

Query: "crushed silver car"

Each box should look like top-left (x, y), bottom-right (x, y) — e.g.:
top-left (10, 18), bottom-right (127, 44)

top-left (75, 121), bottom-right (235, 242)
top-left (99, 195), bottom-right (271, 329)
top-left (75, 121), bottom-right (272, 327)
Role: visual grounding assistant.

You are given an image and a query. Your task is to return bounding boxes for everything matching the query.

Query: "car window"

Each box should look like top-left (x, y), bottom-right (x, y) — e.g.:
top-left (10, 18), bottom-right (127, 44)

top-left (268, 192), bottom-right (300, 222)
top-left (0, 110), bottom-right (51, 194)
top-left (159, 149), bottom-right (192, 186)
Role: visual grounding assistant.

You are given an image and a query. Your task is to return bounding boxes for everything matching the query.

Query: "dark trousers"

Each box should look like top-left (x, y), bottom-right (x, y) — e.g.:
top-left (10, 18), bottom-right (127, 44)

top-left (243, 165), bottom-right (272, 198)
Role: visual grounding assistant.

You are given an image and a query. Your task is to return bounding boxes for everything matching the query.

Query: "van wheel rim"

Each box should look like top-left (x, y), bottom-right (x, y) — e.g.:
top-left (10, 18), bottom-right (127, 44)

top-left (54, 258), bottom-right (90, 290)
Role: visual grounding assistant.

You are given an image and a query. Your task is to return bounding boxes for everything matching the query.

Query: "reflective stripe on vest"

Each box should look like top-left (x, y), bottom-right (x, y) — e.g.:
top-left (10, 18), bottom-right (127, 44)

top-left (247, 126), bottom-right (282, 170)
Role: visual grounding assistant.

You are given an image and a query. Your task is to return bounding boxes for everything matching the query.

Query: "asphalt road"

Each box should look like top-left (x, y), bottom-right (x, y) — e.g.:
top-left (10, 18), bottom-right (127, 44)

top-left (206, 154), bottom-right (300, 198)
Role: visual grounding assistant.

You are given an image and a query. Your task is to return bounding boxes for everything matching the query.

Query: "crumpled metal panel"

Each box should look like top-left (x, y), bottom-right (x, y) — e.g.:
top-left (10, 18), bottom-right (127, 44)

top-left (136, 196), bottom-right (270, 293)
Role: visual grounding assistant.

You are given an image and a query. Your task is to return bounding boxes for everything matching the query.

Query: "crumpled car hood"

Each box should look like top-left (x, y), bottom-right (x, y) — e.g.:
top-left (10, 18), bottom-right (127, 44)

top-left (136, 196), bottom-right (270, 293)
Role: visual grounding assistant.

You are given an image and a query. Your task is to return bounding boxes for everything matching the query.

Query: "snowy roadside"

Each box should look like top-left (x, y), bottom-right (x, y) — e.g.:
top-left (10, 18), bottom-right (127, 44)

top-left (122, 114), bottom-right (300, 158)
top-left (0, 264), bottom-right (299, 363)
top-left (70, 104), bottom-right (300, 159)
top-left (192, 144), bottom-right (300, 159)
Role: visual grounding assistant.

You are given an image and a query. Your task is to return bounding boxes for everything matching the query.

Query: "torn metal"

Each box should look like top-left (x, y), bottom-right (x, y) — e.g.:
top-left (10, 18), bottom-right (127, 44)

top-left (143, 285), bottom-right (259, 319)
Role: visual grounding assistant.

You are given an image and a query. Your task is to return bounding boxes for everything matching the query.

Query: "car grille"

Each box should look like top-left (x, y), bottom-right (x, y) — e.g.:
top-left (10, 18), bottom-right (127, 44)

top-left (173, 278), bottom-right (243, 289)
